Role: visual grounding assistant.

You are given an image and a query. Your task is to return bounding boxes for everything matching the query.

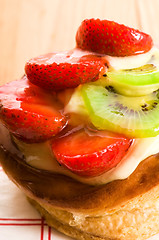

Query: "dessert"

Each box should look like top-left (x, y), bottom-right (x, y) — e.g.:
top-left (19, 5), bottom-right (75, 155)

top-left (0, 18), bottom-right (159, 240)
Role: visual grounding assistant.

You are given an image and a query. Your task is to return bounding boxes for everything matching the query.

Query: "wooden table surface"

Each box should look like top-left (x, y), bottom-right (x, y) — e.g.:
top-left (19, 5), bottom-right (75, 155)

top-left (1, 0), bottom-right (159, 85)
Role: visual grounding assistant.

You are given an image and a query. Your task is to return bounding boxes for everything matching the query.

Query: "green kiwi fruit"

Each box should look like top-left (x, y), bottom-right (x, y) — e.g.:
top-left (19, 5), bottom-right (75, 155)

top-left (81, 84), bottom-right (159, 138)
top-left (106, 64), bottom-right (159, 96)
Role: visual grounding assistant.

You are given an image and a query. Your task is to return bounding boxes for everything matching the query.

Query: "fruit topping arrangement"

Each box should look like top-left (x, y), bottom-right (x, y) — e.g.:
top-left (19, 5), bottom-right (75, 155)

top-left (0, 18), bottom-right (158, 178)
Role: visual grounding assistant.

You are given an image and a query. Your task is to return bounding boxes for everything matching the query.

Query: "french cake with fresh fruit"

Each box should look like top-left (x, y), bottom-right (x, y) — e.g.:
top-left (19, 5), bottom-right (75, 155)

top-left (1, 18), bottom-right (159, 240)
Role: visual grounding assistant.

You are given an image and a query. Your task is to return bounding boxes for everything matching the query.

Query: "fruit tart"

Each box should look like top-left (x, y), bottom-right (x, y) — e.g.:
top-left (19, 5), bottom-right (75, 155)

top-left (1, 18), bottom-right (159, 240)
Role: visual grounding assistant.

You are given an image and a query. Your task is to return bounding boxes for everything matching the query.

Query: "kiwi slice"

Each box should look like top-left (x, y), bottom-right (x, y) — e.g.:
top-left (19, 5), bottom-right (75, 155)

top-left (81, 84), bottom-right (159, 138)
top-left (106, 64), bottom-right (159, 96)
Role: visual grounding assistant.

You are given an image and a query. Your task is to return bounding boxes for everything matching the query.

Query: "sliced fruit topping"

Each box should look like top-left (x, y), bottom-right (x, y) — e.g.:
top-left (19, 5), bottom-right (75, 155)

top-left (107, 64), bottom-right (159, 86)
top-left (105, 63), bottom-right (159, 96)
top-left (94, 76), bottom-right (159, 97)
top-left (51, 128), bottom-right (132, 177)
top-left (25, 50), bottom-right (107, 91)
top-left (81, 84), bottom-right (159, 138)
top-left (0, 76), bottom-right (67, 143)
top-left (76, 18), bottom-right (153, 57)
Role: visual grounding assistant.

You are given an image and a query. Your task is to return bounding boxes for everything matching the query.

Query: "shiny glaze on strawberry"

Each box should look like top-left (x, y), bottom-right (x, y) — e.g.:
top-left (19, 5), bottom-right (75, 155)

top-left (25, 49), bottom-right (107, 91)
top-left (76, 18), bottom-right (153, 56)
top-left (0, 76), bottom-right (67, 143)
top-left (51, 126), bottom-right (132, 177)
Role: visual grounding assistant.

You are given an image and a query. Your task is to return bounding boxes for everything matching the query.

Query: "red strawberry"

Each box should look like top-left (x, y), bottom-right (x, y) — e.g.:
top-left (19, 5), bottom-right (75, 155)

top-left (51, 128), bottom-right (132, 177)
top-left (25, 49), bottom-right (107, 91)
top-left (76, 18), bottom-right (153, 57)
top-left (0, 76), bottom-right (67, 143)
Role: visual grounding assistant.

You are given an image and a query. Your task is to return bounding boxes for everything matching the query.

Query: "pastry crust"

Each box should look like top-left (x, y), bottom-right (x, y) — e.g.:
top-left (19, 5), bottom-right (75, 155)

top-left (1, 145), bottom-right (159, 239)
top-left (28, 198), bottom-right (109, 240)
top-left (28, 195), bottom-right (159, 240)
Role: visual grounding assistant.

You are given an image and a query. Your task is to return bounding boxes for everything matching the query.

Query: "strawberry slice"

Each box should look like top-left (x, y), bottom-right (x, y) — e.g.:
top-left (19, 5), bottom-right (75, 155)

top-left (76, 18), bottom-right (153, 57)
top-left (0, 76), bottom-right (67, 143)
top-left (25, 50), bottom-right (107, 91)
top-left (51, 128), bottom-right (132, 177)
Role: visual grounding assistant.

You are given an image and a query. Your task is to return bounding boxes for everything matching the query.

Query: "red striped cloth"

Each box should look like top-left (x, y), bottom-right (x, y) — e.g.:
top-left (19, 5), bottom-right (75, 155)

top-left (0, 167), bottom-right (71, 240)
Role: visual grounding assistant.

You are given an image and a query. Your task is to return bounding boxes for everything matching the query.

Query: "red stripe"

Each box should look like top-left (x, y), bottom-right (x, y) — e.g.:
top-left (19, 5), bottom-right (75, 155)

top-left (41, 218), bottom-right (44, 240)
top-left (48, 226), bottom-right (52, 240)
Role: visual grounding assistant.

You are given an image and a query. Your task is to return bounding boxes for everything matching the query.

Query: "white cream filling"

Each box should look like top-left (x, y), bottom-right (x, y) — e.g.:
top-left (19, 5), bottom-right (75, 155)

top-left (105, 46), bottom-right (159, 70)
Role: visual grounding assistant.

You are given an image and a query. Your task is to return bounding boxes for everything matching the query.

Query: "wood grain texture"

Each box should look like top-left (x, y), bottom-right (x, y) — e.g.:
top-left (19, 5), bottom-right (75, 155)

top-left (0, 0), bottom-right (159, 84)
